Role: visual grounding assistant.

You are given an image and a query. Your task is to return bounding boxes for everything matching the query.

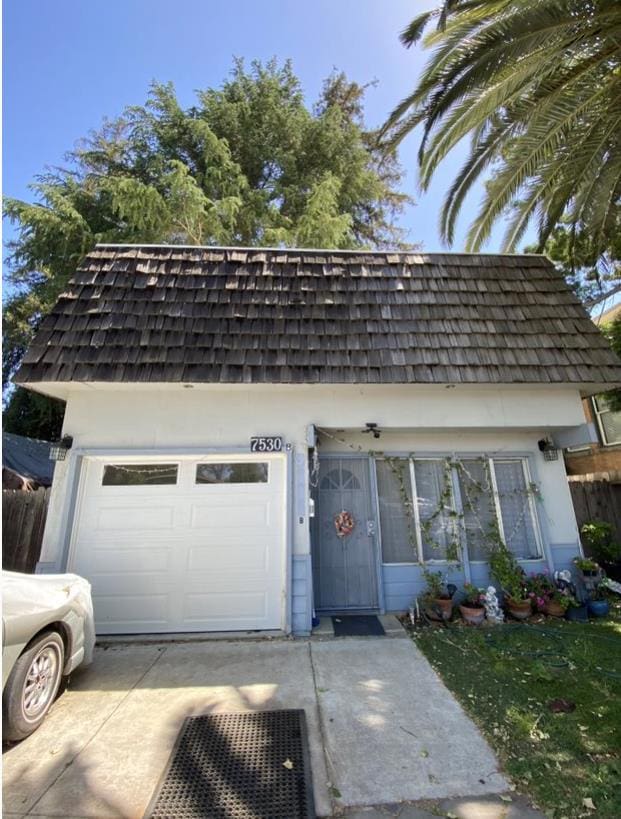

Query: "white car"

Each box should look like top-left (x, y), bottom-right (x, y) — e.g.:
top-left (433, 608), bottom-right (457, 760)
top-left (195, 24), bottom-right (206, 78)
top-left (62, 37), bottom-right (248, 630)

top-left (2, 571), bottom-right (95, 741)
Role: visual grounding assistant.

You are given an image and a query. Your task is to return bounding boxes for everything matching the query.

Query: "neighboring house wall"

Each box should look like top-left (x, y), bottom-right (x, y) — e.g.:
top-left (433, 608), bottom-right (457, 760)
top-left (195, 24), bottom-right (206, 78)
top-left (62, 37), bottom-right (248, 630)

top-left (565, 397), bottom-right (621, 475)
top-left (40, 383), bottom-right (585, 634)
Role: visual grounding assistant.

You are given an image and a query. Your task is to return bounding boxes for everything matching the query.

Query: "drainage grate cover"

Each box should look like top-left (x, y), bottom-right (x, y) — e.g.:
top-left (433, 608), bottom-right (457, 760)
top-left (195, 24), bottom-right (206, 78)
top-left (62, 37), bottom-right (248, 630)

top-left (144, 709), bottom-right (315, 819)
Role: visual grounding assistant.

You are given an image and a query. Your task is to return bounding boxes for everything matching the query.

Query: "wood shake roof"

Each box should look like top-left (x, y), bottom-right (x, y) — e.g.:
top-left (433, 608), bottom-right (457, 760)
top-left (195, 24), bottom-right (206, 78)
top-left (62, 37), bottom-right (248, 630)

top-left (15, 244), bottom-right (621, 387)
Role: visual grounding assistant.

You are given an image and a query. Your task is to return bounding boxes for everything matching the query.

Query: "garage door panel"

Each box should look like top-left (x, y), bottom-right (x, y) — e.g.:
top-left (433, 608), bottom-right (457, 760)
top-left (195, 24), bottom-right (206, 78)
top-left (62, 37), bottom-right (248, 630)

top-left (189, 500), bottom-right (270, 529)
top-left (187, 543), bottom-right (269, 572)
top-left (94, 594), bottom-right (171, 631)
top-left (71, 454), bottom-right (286, 634)
top-left (88, 547), bottom-right (173, 573)
top-left (183, 591), bottom-right (268, 622)
top-left (95, 505), bottom-right (176, 531)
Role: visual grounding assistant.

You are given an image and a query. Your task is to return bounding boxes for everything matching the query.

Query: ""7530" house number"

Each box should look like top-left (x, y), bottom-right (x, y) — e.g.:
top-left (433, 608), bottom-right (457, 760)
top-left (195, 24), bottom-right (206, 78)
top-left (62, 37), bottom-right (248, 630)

top-left (250, 436), bottom-right (283, 452)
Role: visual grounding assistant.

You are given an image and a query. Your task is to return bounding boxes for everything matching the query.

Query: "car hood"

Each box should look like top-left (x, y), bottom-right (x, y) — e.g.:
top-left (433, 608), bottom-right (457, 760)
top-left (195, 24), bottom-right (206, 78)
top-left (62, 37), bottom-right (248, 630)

top-left (2, 571), bottom-right (93, 619)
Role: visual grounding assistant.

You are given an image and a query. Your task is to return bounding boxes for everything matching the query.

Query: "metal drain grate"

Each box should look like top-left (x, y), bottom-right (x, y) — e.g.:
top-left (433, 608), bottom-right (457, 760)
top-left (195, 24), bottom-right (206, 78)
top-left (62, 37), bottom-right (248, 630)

top-left (144, 709), bottom-right (316, 819)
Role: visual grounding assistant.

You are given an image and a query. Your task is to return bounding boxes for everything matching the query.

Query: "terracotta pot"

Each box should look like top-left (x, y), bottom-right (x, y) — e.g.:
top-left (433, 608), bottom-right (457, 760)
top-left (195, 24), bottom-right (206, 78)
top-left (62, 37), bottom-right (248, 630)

top-left (425, 597), bottom-right (453, 621)
top-left (459, 604), bottom-right (485, 626)
top-left (544, 600), bottom-right (565, 618)
top-left (506, 597), bottom-right (532, 620)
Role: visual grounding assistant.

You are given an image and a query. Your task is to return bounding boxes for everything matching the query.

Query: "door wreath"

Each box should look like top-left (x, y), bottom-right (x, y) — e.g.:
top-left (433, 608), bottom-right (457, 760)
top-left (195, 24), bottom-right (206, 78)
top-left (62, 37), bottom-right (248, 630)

top-left (334, 510), bottom-right (355, 538)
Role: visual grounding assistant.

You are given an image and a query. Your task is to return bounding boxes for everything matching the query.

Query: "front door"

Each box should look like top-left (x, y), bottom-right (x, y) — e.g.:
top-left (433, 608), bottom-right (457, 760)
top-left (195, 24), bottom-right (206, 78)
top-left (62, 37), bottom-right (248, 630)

top-left (313, 457), bottom-right (379, 612)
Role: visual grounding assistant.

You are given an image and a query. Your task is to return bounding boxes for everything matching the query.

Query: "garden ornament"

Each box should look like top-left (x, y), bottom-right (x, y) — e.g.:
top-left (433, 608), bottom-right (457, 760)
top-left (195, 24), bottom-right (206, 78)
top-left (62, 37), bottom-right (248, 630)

top-left (483, 586), bottom-right (504, 623)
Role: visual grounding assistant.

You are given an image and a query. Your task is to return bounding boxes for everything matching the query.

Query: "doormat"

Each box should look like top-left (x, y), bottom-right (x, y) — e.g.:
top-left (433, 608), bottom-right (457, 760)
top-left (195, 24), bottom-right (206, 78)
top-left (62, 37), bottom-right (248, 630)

top-left (144, 710), bottom-right (315, 819)
top-left (332, 615), bottom-right (385, 637)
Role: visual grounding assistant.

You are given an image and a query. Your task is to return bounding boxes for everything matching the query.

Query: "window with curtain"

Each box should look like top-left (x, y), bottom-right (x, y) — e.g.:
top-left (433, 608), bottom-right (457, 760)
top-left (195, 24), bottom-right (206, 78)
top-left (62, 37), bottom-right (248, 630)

top-left (375, 455), bottom-right (542, 563)
top-left (456, 460), bottom-right (496, 561)
top-left (493, 460), bottom-right (540, 558)
top-left (414, 460), bottom-right (455, 561)
top-left (593, 395), bottom-right (621, 446)
top-left (375, 459), bottom-right (417, 563)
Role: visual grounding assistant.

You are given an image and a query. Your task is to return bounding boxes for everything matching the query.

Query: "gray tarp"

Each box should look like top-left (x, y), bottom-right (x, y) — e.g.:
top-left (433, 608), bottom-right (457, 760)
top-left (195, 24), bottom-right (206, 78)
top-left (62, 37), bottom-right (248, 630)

top-left (2, 432), bottom-right (55, 486)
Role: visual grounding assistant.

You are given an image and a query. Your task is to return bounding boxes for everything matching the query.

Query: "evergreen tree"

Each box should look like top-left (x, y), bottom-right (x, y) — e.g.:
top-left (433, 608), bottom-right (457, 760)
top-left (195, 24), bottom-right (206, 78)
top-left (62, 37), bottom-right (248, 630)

top-left (4, 59), bottom-right (410, 409)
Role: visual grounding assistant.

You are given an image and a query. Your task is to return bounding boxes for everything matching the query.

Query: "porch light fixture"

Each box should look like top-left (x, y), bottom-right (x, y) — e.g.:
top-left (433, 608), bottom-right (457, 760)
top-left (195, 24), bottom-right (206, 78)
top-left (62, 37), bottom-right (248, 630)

top-left (49, 435), bottom-right (73, 462)
top-left (362, 422), bottom-right (382, 439)
top-left (538, 438), bottom-right (559, 461)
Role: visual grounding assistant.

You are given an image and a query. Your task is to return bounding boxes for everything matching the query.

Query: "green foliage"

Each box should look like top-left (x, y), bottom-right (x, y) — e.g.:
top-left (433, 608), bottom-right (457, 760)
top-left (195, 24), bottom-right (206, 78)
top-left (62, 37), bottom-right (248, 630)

top-left (528, 225), bottom-right (621, 306)
top-left (3, 59), bottom-right (410, 391)
top-left (382, 1), bottom-right (621, 255)
top-left (461, 582), bottom-right (484, 607)
top-left (422, 568), bottom-right (447, 599)
top-left (488, 545), bottom-right (528, 601)
top-left (574, 557), bottom-right (600, 573)
top-left (581, 521), bottom-right (621, 564)
top-left (601, 316), bottom-right (621, 411)
top-left (3, 387), bottom-right (65, 441)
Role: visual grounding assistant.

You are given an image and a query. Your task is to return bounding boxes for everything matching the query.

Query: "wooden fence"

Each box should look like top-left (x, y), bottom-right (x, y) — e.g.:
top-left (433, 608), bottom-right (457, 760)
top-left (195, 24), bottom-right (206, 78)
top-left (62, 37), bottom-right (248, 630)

top-left (568, 476), bottom-right (621, 544)
top-left (2, 487), bottom-right (51, 573)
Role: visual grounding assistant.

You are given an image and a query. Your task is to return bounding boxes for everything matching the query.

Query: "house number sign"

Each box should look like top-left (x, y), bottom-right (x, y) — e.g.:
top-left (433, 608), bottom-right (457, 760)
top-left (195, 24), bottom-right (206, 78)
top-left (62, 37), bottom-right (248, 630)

top-left (250, 436), bottom-right (283, 453)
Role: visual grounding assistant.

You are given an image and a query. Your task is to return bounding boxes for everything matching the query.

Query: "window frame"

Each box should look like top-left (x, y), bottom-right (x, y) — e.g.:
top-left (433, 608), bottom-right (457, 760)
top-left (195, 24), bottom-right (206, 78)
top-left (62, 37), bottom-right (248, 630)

top-left (466, 457), bottom-right (544, 563)
top-left (101, 462), bottom-right (179, 487)
top-left (194, 461), bottom-right (270, 485)
top-left (592, 395), bottom-right (621, 447)
top-left (375, 454), bottom-right (544, 565)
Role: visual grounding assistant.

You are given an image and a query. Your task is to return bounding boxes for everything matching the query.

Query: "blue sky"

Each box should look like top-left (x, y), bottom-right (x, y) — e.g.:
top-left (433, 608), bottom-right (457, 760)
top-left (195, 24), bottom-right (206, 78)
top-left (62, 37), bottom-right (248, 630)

top-left (3, 0), bottom-right (534, 258)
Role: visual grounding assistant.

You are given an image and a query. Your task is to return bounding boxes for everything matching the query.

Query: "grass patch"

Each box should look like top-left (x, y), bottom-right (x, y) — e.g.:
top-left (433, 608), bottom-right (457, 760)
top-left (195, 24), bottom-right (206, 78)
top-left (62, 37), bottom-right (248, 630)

top-left (412, 599), bottom-right (621, 818)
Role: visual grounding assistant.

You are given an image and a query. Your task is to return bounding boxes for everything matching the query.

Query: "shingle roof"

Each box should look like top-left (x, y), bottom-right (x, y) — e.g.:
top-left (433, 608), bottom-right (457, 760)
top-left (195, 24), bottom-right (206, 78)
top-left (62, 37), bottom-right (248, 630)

top-left (15, 244), bottom-right (621, 386)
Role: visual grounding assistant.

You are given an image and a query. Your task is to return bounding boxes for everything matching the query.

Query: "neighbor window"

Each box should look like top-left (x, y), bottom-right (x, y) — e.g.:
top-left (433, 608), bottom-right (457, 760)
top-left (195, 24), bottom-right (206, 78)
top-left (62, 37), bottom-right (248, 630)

top-left (102, 463), bottom-right (178, 486)
top-left (592, 395), bottom-right (621, 446)
top-left (376, 456), bottom-right (542, 563)
top-left (195, 462), bottom-right (269, 484)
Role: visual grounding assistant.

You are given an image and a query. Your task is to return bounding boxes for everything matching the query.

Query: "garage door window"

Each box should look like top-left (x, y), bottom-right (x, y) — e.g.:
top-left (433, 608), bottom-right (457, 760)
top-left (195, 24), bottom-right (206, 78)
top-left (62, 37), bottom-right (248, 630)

top-left (102, 464), bottom-right (178, 485)
top-left (196, 462), bottom-right (269, 484)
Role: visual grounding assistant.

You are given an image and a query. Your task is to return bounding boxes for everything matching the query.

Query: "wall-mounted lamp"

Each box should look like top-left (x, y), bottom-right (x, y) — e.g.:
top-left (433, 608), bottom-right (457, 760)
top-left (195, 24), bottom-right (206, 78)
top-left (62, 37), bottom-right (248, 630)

top-left (49, 435), bottom-right (73, 462)
top-left (537, 438), bottom-right (559, 461)
top-left (362, 422), bottom-right (382, 440)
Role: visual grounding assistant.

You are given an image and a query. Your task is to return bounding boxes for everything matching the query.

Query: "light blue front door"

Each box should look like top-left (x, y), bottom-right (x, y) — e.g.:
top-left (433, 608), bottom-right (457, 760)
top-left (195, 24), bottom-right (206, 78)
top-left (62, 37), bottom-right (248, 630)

top-left (313, 457), bottom-right (379, 612)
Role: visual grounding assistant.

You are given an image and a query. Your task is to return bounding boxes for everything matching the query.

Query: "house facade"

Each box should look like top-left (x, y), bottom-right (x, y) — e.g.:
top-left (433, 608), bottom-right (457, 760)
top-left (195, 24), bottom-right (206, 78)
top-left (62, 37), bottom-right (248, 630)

top-left (16, 245), bottom-right (621, 636)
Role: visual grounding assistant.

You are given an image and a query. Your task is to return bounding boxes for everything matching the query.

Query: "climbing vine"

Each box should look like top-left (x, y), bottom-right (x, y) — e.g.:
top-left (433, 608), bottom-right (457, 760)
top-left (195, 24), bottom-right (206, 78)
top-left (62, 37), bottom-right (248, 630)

top-left (313, 426), bottom-right (543, 571)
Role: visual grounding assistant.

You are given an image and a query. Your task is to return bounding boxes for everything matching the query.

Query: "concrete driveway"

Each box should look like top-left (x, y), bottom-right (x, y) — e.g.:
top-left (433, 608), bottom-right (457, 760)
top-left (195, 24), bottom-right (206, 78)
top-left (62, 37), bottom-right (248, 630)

top-left (3, 634), bottom-right (509, 818)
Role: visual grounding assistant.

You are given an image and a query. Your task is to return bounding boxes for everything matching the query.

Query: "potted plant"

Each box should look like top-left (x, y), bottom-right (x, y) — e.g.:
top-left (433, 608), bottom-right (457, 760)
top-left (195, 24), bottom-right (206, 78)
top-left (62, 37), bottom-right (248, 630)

top-left (489, 546), bottom-right (531, 619)
top-left (459, 583), bottom-right (485, 625)
top-left (526, 571), bottom-right (554, 613)
top-left (544, 588), bottom-right (574, 617)
top-left (588, 582), bottom-right (610, 618)
top-left (574, 557), bottom-right (601, 577)
top-left (565, 596), bottom-right (589, 622)
top-left (581, 521), bottom-right (621, 582)
top-left (422, 569), bottom-right (453, 621)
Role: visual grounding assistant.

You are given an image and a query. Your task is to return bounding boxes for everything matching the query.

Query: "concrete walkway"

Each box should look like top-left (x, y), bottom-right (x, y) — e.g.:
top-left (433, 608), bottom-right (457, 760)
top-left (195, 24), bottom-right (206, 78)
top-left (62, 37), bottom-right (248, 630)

top-left (3, 633), bottom-right (518, 818)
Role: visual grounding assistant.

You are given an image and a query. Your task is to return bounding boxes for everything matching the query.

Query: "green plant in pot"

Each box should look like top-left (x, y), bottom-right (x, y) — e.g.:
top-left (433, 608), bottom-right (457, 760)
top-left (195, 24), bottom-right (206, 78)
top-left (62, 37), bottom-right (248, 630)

top-left (459, 583), bottom-right (485, 626)
top-left (574, 556), bottom-right (601, 576)
top-left (488, 546), bottom-right (531, 619)
top-left (581, 521), bottom-right (621, 581)
top-left (546, 588), bottom-right (575, 617)
top-left (421, 569), bottom-right (453, 621)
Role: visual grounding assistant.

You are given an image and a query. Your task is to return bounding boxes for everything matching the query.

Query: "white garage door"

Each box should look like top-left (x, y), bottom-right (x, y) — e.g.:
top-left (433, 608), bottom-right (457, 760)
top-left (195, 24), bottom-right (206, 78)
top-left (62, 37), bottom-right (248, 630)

top-left (69, 454), bottom-right (287, 634)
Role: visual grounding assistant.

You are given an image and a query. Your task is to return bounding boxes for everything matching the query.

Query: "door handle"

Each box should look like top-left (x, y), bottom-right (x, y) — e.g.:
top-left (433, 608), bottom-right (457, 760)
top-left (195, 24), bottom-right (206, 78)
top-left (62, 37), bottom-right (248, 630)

top-left (366, 520), bottom-right (376, 536)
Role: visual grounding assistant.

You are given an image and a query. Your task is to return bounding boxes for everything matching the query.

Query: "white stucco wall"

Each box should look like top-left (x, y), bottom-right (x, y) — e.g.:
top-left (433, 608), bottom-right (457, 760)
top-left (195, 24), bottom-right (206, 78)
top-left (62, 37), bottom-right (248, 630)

top-left (40, 383), bottom-right (585, 569)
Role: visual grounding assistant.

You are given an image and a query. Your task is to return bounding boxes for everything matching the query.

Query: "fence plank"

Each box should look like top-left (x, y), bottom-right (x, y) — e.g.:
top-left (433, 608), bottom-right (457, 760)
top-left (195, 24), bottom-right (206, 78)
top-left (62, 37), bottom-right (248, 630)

top-left (2, 488), bottom-right (51, 573)
top-left (569, 479), bottom-right (621, 545)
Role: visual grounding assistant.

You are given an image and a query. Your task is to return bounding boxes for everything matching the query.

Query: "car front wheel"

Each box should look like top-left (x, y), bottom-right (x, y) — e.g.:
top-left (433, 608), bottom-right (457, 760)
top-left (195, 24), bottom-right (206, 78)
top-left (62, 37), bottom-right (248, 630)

top-left (2, 631), bottom-right (65, 741)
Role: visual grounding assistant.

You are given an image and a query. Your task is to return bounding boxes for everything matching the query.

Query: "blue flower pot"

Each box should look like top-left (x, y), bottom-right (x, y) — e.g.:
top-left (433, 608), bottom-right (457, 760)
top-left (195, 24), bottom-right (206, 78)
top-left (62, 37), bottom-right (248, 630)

top-left (588, 600), bottom-right (610, 618)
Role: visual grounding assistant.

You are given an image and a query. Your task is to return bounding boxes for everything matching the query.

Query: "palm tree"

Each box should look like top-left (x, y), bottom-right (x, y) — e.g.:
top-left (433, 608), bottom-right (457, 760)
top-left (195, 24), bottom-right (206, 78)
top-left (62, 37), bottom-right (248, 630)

top-left (382, 0), bottom-right (621, 254)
